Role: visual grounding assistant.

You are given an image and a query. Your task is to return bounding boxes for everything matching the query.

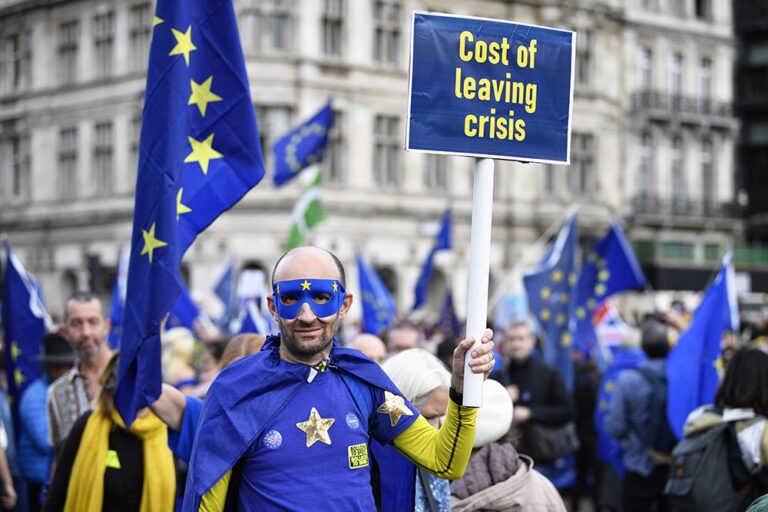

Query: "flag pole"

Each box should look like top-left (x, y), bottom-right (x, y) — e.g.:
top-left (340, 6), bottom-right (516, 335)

top-left (463, 158), bottom-right (495, 407)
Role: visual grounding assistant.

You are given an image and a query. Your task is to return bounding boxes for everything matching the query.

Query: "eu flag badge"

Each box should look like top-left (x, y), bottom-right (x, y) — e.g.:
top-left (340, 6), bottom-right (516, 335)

top-left (115, 0), bottom-right (265, 427)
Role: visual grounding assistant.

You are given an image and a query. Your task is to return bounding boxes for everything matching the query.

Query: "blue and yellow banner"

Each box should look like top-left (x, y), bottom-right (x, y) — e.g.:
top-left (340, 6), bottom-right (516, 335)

top-left (273, 102), bottom-right (334, 187)
top-left (115, 0), bottom-right (265, 427)
top-left (407, 12), bottom-right (575, 163)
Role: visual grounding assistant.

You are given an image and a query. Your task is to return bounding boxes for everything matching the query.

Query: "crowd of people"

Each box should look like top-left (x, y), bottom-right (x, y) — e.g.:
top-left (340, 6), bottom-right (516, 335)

top-left (0, 246), bottom-right (767, 511)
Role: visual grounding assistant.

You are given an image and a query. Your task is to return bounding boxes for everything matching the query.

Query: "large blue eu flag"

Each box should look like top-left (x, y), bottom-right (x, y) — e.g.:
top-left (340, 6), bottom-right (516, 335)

top-left (412, 208), bottom-right (452, 310)
top-left (357, 252), bottom-right (397, 336)
top-left (523, 214), bottom-right (578, 390)
top-left (2, 241), bottom-right (51, 421)
top-left (667, 252), bottom-right (738, 439)
top-left (116, 0), bottom-right (265, 427)
top-left (570, 220), bottom-right (647, 364)
top-left (273, 102), bottom-right (334, 187)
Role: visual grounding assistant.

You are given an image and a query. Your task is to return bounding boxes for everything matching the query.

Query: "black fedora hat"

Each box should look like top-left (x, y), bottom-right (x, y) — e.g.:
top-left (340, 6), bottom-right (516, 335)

top-left (35, 332), bottom-right (76, 364)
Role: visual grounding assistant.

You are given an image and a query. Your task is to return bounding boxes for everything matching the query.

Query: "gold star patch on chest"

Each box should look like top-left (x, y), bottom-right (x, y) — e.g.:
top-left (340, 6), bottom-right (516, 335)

top-left (296, 407), bottom-right (335, 447)
top-left (377, 390), bottom-right (414, 427)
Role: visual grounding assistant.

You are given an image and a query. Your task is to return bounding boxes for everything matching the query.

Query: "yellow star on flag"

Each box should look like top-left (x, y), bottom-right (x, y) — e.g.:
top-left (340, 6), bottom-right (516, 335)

top-left (141, 222), bottom-right (167, 264)
top-left (176, 189), bottom-right (192, 220)
top-left (598, 269), bottom-right (610, 282)
top-left (296, 407), bottom-right (335, 447)
top-left (587, 298), bottom-right (596, 310)
top-left (568, 273), bottom-right (578, 286)
top-left (188, 76), bottom-right (223, 117)
top-left (377, 391), bottom-right (414, 427)
top-left (184, 134), bottom-right (223, 175)
top-left (595, 283), bottom-right (607, 297)
top-left (540, 308), bottom-right (551, 321)
top-left (540, 287), bottom-right (551, 300)
top-left (560, 332), bottom-right (573, 347)
top-left (552, 270), bottom-right (563, 282)
top-left (556, 314), bottom-right (566, 326)
top-left (576, 307), bottom-right (586, 319)
top-left (153, 16), bottom-right (164, 27)
top-left (169, 25), bottom-right (197, 66)
top-left (605, 381), bottom-right (614, 392)
top-left (10, 342), bottom-right (20, 361)
top-left (559, 293), bottom-right (570, 304)
top-left (14, 368), bottom-right (24, 387)
top-left (301, 280), bottom-right (311, 291)
top-left (597, 258), bottom-right (606, 269)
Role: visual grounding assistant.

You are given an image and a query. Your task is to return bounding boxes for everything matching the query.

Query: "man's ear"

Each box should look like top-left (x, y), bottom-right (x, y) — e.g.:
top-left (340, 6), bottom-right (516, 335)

top-left (338, 293), bottom-right (353, 320)
top-left (267, 295), bottom-right (278, 319)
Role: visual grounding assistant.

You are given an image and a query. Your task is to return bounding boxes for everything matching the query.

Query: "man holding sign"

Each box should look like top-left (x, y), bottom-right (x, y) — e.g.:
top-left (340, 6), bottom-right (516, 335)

top-left (183, 247), bottom-right (496, 510)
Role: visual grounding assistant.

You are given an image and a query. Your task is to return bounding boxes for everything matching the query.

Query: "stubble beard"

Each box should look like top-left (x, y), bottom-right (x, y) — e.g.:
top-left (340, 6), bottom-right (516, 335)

top-left (278, 316), bottom-right (340, 363)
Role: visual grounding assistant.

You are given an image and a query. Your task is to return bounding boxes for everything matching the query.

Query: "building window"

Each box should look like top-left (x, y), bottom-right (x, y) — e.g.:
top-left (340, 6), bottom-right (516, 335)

top-left (129, 114), bottom-right (141, 192)
top-left (695, 0), bottom-right (711, 20)
top-left (424, 154), bottom-right (449, 192)
top-left (374, 265), bottom-right (398, 298)
top-left (254, 105), bottom-right (293, 170)
top-left (670, 52), bottom-right (683, 110)
top-left (701, 138), bottom-right (714, 208)
top-left (639, 131), bottom-right (654, 198)
top-left (640, 0), bottom-right (657, 10)
top-left (699, 58), bottom-right (712, 113)
top-left (569, 133), bottom-right (595, 196)
top-left (704, 243), bottom-right (720, 261)
top-left (326, 110), bottom-right (345, 184)
top-left (373, 115), bottom-right (401, 186)
top-left (639, 46), bottom-right (653, 92)
top-left (373, 1), bottom-right (402, 66)
top-left (670, 0), bottom-right (687, 17)
top-left (129, 3), bottom-right (152, 71)
top-left (322, 0), bottom-right (344, 57)
top-left (670, 135), bottom-right (684, 208)
top-left (93, 12), bottom-right (115, 78)
top-left (576, 29), bottom-right (591, 86)
top-left (58, 21), bottom-right (80, 84)
top-left (93, 122), bottom-right (113, 196)
top-left (58, 127), bottom-right (78, 200)
top-left (242, 0), bottom-right (294, 53)
top-left (661, 242), bottom-right (694, 260)
top-left (0, 32), bottom-right (31, 93)
top-left (1, 133), bottom-right (30, 202)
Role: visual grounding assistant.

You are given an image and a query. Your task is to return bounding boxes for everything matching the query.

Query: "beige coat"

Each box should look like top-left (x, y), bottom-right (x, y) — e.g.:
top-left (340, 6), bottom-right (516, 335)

top-left (451, 455), bottom-right (566, 512)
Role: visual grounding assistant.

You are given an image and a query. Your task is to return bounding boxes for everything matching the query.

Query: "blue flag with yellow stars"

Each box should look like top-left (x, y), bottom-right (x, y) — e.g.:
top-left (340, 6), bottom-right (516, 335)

top-left (116, 0), bottom-right (265, 427)
top-left (570, 220), bottom-right (647, 364)
top-left (356, 251), bottom-right (397, 336)
top-left (412, 207), bottom-right (452, 310)
top-left (2, 241), bottom-right (50, 426)
top-left (523, 214), bottom-right (579, 391)
top-left (667, 252), bottom-right (739, 439)
top-left (273, 101), bottom-right (334, 187)
top-left (167, 283), bottom-right (200, 330)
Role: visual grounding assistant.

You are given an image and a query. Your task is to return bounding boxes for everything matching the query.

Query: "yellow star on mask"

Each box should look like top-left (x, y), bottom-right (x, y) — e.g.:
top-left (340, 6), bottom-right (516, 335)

top-left (169, 25), bottom-right (197, 66)
top-left (188, 76), bottom-right (223, 117)
top-left (377, 390), bottom-right (414, 427)
top-left (184, 134), bottom-right (223, 175)
top-left (332, 281), bottom-right (338, 292)
top-left (176, 188), bottom-right (192, 220)
top-left (296, 407), bottom-right (335, 447)
top-left (301, 280), bottom-right (311, 291)
top-left (141, 222), bottom-right (167, 264)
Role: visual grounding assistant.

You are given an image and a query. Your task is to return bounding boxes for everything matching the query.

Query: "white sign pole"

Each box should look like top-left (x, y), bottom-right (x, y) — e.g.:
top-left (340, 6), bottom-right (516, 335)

top-left (462, 158), bottom-right (495, 407)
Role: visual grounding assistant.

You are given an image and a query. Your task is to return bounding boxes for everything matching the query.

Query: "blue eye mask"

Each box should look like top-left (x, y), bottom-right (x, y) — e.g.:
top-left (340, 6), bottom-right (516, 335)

top-left (272, 278), bottom-right (347, 319)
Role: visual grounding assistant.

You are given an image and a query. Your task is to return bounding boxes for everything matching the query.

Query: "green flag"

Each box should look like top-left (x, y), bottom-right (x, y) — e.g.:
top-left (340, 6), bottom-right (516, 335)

top-left (285, 170), bottom-right (326, 249)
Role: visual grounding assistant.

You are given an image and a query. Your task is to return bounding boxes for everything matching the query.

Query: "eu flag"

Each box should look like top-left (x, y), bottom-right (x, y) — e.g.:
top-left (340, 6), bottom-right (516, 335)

top-left (356, 252), bottom-right (397, 336)
top-left (412, 207), bottom-right (452, 310)
top-left (167, 283), bottom-right (201, 330)
top-left (273, 102), bottom-right (334, 187)
top-left (666, 252), bottom-right (739, 439)
top-left (523, 214), bottom-right (578, 390)
top-left (116, 0), bottom-right (265, 427)
top-left (570, 220), bottom-right (647, 364)
top-left (2, 241), bottom-right (51, 420)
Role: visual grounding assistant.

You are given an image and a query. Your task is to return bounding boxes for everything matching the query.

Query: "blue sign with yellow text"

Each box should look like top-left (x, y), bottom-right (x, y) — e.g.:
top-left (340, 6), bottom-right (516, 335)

top-left (407, 12), bottom-right (575, 164)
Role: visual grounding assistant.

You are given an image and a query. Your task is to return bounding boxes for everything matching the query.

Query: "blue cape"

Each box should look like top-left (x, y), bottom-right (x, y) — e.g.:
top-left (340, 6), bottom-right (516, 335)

top-left (182, 335), bottom-right (415, 510)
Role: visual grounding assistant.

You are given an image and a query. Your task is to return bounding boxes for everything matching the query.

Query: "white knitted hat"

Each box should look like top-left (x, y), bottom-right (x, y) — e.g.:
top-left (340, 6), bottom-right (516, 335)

top-left (474, 379), bottom-right (514, 448)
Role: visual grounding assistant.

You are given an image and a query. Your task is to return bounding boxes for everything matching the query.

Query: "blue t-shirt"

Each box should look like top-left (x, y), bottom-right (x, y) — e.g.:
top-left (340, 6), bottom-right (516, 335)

top-left (168, 395), bottom-right (203, 463)
top-left (238, 365), bottom-right (418, 511)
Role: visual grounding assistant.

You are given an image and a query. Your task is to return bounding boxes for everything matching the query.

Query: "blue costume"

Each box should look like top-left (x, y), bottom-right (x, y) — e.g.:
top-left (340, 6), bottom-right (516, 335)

top-left (182, 335), bottom-right (420, 511)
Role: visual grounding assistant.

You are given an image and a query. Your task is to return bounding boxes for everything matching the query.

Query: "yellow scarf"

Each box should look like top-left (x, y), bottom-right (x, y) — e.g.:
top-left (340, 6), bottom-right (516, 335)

top-left (64, 409), bottom-right (175, 512)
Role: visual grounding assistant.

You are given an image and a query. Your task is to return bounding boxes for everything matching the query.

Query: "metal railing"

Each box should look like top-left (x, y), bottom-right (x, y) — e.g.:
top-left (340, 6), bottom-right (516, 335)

top-left (631, 91), bottom-right (733, 118)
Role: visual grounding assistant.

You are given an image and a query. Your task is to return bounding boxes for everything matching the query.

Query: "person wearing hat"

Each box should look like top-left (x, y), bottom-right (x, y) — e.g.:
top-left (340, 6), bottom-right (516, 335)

top-left (450, 379), bottom-right (566, 511)
top-left (19, 332), bottom-right (75, 512)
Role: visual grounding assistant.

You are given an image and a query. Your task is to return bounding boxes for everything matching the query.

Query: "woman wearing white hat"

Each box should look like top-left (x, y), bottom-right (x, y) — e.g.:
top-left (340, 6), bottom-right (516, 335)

top-left (450, 379), bottom-right (566, 511)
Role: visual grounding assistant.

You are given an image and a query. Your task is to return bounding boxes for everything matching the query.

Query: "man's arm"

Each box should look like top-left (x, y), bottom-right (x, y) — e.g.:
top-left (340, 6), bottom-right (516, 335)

top-left (604, 375), bottom-right (630, 441)
top-left (20, 384), bottom-right (52, 454)
top-left (150, 383), bottom-right (187, 432)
